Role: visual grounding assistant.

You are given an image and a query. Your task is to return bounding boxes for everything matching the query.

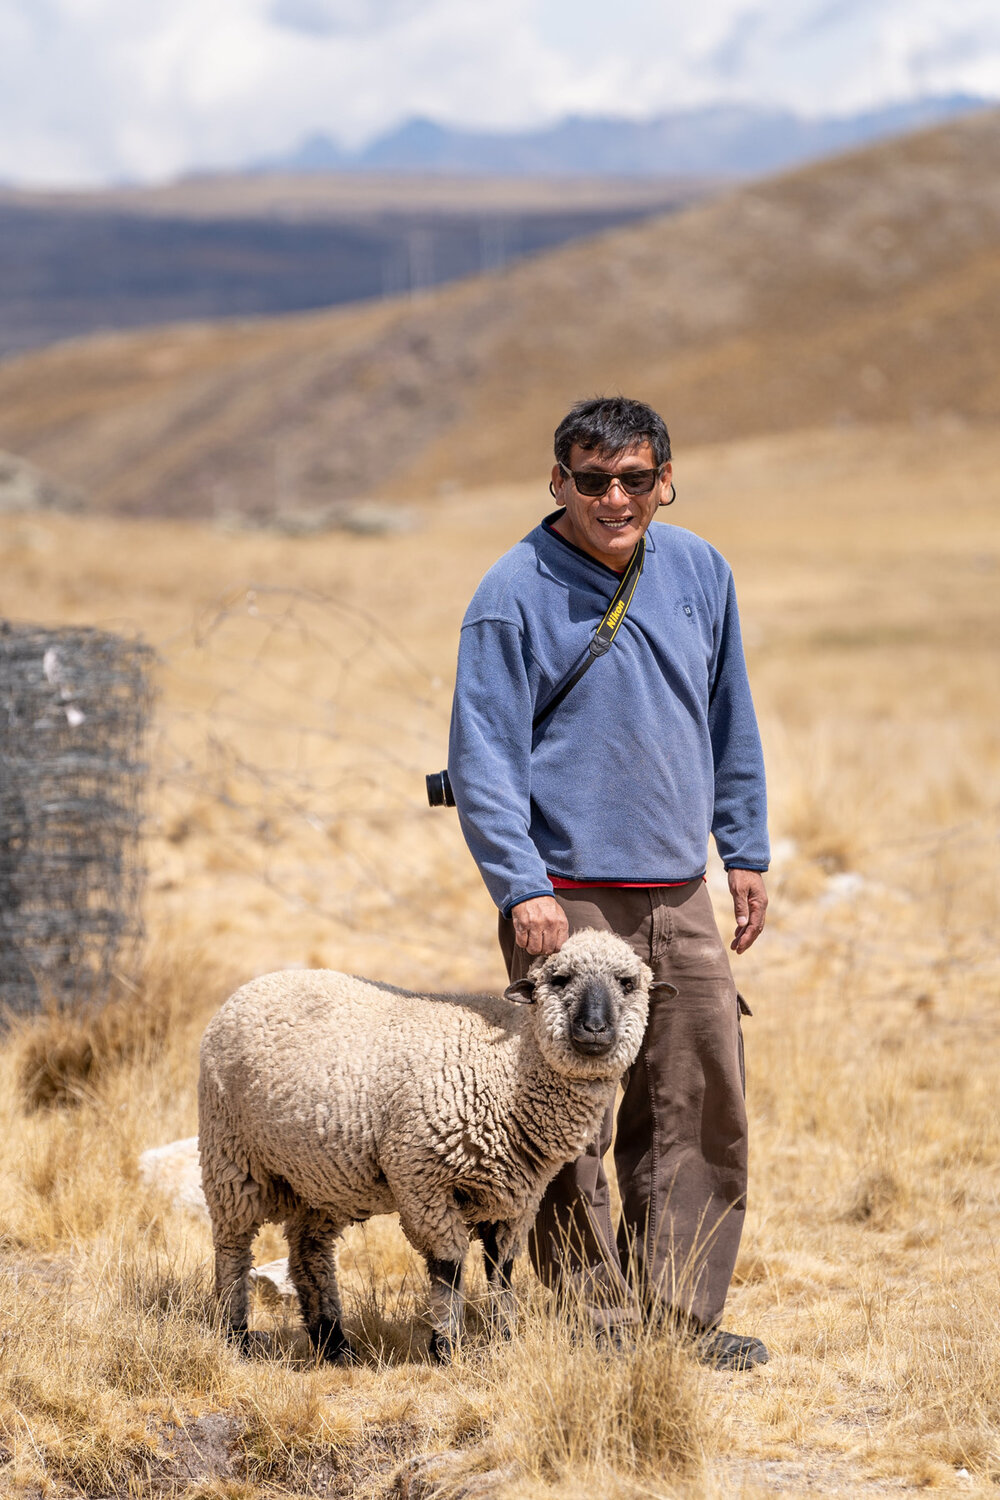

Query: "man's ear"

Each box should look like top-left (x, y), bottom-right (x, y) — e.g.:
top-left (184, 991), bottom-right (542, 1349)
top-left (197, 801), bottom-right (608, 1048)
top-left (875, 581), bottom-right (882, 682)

top-left (504, 978), bottom-right (536, 1005)
top-left (649, 980), bottom-right (679, 1000)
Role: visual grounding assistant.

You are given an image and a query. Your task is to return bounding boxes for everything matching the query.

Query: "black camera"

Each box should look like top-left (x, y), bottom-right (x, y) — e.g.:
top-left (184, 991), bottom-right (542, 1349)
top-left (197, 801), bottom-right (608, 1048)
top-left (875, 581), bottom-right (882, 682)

top-left (426, 770), bottom-right (455, 808)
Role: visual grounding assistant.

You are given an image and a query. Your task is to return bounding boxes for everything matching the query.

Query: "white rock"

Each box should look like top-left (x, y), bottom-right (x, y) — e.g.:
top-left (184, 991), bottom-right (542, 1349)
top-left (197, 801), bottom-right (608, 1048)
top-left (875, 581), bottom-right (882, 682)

top-left (138, 1136), bottom-right (208, 1219)
top-left (138, 1138), bottom-right (296, 1305)
top-left (818, 871), bottom-right (870, 908)
top-left (0, 450), bottom-right (83, 514)
top-left (249, 1258), bottom-right (297, 1305)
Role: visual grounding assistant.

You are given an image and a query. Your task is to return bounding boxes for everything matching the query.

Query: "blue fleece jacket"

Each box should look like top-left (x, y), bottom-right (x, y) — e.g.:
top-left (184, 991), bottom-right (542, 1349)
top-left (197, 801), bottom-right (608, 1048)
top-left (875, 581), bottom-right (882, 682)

top-left (447, 513), bottom-right (769, 917)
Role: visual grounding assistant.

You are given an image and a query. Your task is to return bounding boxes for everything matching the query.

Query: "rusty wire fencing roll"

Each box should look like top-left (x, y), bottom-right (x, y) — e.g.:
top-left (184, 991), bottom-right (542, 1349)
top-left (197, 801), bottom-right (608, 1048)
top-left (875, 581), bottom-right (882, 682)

top-left (0, 624), bottom-right (155, 1015)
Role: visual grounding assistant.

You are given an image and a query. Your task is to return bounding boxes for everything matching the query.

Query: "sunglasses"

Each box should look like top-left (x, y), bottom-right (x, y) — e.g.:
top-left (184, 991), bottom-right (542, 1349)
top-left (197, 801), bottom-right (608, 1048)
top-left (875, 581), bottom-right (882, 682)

top-left (558, 462), bottom-right (664, 498)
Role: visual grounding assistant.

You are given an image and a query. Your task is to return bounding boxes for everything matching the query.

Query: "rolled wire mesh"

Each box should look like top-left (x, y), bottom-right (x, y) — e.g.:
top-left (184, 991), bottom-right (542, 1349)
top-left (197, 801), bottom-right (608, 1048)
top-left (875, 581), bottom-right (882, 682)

top-left (0, 624), bottom-right (154, 1014)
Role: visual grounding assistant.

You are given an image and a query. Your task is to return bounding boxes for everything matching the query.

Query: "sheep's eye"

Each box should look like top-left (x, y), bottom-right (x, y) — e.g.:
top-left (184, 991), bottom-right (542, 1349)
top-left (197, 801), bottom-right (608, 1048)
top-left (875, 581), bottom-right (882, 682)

top-left (618, 976), bottom-right (635, 993)
top-left (549, 973), bottom-right (570, 989)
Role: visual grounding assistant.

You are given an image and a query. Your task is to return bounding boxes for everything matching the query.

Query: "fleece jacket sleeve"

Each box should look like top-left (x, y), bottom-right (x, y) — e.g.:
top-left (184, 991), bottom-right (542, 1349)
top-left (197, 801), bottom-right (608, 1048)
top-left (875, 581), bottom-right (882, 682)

top-left (447, 617), bottom-right (554, 917)
top-left (708, 570), bottom-right (770, 871)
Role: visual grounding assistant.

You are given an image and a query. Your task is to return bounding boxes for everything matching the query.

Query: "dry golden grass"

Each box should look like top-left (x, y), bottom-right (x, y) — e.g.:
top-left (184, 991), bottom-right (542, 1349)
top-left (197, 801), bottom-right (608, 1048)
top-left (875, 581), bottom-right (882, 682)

top-left (0, 420), bottom-right (997, 1495)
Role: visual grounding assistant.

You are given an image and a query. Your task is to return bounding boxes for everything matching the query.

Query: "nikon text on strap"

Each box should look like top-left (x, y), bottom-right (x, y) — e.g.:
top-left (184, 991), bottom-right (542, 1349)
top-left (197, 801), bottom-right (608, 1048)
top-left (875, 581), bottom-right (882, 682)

top-left (532, 534), bottom-right (645, 732)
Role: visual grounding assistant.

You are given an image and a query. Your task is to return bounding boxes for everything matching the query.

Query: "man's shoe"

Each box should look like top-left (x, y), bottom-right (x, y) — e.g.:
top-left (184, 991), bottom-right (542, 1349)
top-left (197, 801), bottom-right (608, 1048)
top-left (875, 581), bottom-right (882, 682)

top-left (593, 1321), bottom-right (633, 1353)
top-left (695, 1327), bottom-right (769, 1371)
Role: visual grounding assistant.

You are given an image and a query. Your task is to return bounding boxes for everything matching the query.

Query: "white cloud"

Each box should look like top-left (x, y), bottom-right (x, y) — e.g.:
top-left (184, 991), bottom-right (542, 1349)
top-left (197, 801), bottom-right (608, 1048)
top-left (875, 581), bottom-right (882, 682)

top-left (0, 0), bottom-right (997, 186)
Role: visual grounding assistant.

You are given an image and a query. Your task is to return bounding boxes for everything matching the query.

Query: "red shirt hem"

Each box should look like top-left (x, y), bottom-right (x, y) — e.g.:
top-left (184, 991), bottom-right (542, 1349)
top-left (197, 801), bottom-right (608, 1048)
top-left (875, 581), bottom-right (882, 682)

top-left (549, 876), bottom-right (702, 889)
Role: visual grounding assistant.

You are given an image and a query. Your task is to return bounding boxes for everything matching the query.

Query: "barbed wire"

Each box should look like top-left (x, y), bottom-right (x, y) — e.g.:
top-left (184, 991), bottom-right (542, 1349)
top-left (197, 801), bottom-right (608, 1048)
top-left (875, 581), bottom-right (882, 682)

top-left (2, 583), bottom-right (994, 1006)
top-left (153, 585), bottom-right (478, 959)
top-left (151, 583), bottom-right (1000, 980)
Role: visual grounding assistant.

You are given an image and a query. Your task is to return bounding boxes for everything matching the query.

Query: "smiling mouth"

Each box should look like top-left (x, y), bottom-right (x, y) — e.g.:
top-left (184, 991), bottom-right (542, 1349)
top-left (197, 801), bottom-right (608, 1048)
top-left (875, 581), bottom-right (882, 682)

top-left (597, 517), bottom-right (632, 529)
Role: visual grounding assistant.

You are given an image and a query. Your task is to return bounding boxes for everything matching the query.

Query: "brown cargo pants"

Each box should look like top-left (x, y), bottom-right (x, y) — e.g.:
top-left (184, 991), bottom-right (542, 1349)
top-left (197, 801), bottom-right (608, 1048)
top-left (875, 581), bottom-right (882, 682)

top-left (499, 879), bottom-right (748, 1331)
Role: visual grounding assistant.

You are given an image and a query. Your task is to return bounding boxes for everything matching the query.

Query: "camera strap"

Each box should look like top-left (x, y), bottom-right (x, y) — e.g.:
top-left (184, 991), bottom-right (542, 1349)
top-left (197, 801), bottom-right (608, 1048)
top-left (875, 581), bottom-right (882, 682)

top-left (532, 535), bottom-right (645, 732)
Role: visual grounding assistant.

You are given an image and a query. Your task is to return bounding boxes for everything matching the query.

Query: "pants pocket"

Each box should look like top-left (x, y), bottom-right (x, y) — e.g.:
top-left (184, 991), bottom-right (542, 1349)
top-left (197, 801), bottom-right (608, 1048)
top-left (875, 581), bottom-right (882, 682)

top-left (736, 992), bottom-right (751, 1096)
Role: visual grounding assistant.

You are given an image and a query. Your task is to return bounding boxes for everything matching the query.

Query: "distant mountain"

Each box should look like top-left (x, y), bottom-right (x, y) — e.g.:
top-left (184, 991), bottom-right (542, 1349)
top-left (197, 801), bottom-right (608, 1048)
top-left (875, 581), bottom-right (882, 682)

top-left (267, 95), bottom-right (993, 178)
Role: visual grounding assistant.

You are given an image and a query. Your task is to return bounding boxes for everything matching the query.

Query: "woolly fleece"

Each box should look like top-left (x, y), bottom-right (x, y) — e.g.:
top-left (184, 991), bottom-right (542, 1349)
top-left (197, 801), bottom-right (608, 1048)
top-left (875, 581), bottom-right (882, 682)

top-left (198, 928), bottom-right (651, 1349)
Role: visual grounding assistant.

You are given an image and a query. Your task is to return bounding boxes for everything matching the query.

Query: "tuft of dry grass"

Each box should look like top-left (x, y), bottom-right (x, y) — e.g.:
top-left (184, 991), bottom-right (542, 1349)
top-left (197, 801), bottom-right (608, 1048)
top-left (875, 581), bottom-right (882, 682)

top-left (483, 1305), bottom-right (713, 1489)
top-left (16, 982), bottom-right (172, 1113)
top-left (232, 1367), bottom-right (363, 1488)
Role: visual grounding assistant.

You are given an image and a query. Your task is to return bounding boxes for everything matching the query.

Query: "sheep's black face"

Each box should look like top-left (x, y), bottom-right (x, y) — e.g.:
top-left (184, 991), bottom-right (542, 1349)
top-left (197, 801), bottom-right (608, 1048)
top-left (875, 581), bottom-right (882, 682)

top-left (528, 929), bottom-right (654, 1080)
top-left (567, 977), bottom-right (616, 1056)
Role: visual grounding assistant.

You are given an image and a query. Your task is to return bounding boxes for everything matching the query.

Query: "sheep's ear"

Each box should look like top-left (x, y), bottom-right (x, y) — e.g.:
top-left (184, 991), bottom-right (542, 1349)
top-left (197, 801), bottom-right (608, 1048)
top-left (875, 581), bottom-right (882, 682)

top-left (504, 978), bottom-right (536, 1006)
top-left (649, 980), bottom-right (679, 1000)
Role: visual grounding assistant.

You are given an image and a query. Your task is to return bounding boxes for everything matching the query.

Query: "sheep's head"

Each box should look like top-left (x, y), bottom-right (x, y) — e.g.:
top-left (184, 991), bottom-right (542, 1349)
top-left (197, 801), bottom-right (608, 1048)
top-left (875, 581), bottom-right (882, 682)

top-left (506, 928), bottom-right (669, 1081)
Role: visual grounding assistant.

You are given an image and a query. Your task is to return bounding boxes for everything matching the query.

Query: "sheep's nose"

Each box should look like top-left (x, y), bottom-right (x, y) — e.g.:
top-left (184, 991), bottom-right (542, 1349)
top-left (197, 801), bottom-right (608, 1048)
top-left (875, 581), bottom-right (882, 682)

top-left (569, 980), bottom-right (615, 1054)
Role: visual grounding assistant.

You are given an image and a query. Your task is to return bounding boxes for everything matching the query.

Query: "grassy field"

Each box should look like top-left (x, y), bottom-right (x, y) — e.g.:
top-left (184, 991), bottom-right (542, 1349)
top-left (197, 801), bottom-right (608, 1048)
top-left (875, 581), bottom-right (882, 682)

top-left (0, 421), bottom-right (997, 1496)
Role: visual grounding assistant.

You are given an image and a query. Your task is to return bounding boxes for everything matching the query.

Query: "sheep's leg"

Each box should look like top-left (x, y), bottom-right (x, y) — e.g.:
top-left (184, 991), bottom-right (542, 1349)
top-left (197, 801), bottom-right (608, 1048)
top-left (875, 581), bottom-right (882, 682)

top-left (285, 1205), bottom-right (348, 1363)
top-left (214, 1228), bottom-right (256, 1351)
top-left (425, 1254), bottom-right (465, 1364)
top-left (392, 1175), bottom-right (469, 1363)
top-left (479, 1222), bottom-right (516, 1339)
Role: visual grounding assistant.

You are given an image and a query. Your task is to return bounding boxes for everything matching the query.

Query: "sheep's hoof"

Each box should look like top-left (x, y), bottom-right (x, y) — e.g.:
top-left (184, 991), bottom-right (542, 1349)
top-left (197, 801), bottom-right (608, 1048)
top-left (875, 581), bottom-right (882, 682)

top-left (308, 1315), bottom-right (350, 1365)
top-left (228, 1327), bottom-right (271, 1359)
top-left (487, 1298), bottom-right (517, 1342)
top-left (428, 1328), bottom-right (457, 1364)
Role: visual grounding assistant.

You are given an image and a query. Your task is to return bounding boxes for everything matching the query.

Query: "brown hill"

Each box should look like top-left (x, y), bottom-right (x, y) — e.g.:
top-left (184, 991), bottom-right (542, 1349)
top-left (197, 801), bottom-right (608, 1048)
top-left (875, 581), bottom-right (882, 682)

top-left (0, 109), bottom-right (998, 519)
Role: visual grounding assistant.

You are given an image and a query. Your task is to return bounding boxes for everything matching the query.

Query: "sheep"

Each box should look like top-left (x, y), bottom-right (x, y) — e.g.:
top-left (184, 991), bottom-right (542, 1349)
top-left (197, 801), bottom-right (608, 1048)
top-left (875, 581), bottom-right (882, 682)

top-left (198, 928), bottom-right (672, 1363)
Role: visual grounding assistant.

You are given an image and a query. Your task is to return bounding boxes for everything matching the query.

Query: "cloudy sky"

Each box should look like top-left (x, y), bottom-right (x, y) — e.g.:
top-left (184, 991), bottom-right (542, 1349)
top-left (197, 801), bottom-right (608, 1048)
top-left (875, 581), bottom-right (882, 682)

top-left (2, 0), bottom-right (999, 186)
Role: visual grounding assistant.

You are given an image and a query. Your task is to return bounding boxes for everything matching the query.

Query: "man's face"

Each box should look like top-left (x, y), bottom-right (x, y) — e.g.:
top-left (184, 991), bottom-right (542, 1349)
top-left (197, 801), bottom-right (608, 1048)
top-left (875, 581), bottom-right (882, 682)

top-left (550, 441), bottom-right (672, 569)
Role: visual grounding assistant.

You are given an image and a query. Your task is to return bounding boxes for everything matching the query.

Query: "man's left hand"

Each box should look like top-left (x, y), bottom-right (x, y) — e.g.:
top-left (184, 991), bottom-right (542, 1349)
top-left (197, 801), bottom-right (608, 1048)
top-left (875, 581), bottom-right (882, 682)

top-left (728, 869), bottom-right (768, 954)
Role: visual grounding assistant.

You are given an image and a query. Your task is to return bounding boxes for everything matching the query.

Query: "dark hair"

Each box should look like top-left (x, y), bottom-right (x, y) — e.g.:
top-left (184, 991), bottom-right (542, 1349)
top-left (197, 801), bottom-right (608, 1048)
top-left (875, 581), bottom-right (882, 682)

top-left (554, 396), bottom-right (671, 469)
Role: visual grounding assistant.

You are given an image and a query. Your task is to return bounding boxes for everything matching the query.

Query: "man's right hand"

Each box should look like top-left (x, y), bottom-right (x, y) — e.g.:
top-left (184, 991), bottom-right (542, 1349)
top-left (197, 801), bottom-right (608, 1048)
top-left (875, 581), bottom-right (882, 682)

top-left (511, 895), bottom-right (569, 956)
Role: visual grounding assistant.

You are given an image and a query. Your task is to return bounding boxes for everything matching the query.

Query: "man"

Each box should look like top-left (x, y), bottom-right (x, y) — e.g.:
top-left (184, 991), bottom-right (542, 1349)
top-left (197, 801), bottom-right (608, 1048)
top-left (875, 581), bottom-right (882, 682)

top-left (447, 396), bottom-right (769, 1370)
